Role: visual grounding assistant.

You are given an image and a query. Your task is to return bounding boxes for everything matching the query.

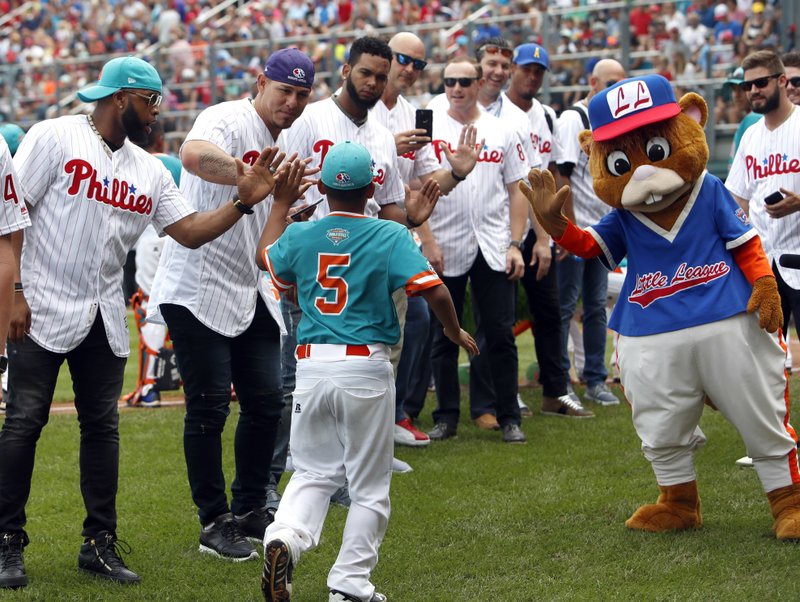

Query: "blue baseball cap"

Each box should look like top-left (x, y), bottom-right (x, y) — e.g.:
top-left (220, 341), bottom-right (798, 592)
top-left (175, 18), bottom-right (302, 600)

top-left (589, 74), bottom-right (681, 142)
top-left (77, 56), bottom-right (162, 103)
top-left (0, 123), bottom-right (24, 155)
top-left (512, 43), bottom-right (549, 70)
top-left (264, 47), bottom-right (315, 89)
top-left (321, 141), bottom-right (375, 191)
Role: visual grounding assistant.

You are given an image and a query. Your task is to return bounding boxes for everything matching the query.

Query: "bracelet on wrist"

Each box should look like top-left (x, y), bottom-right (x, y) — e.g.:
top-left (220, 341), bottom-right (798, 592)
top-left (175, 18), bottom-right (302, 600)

top-left (508, 240), bottom-right (523, 252)
top-left (406, 214), bottom-right (421, 229)
top-left (232, 197), bottom-right (254, 215)
top-left (450, 169), bottom-right (466, 182)
top-left (14, 282), bottom-right (23, 292)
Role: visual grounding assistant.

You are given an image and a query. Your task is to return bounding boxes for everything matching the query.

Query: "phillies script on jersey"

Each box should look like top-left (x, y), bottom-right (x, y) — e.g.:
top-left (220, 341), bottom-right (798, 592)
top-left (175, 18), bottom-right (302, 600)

top-left (65, 159), bottom-right (153, 215)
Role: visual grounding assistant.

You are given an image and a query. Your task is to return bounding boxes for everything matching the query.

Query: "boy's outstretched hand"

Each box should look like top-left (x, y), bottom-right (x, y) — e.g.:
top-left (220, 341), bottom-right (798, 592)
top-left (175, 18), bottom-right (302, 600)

top-left (444, 326), bottom-right (479, 356)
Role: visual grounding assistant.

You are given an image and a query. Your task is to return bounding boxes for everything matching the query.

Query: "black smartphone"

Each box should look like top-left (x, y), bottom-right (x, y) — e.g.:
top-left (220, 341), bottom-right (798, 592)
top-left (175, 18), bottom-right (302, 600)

top-left (764, 191), bottom-right (784, 205)
top-left (415, 109), bottom-right (433, 141)
top-left (290, 198), bottom-right (325, 221)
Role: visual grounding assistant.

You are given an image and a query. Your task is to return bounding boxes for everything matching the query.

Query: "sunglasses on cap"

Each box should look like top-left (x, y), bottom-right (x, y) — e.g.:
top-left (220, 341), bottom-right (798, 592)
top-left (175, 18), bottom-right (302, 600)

top-left (738, 73), bottom-right (781, 92)
top-left (479, 44), bottom-right (513, 59)
top-left (787, 76), bottom-right (800, 88)
top-left (125, 90), bottom-right (163, 107)
top-left (394, 52), bottom-right (427, 71)
top-left (444, 77), bottom-right (479, 88)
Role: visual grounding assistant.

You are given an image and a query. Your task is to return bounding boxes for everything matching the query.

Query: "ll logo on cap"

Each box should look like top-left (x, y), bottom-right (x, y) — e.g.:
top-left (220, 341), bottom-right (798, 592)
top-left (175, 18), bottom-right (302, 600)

top-left (608, 80), bottom-right (653, 119)
top-left (293, 68), bottom-right (306, 79)
top-left (336, 172), bottom-right (351, 183)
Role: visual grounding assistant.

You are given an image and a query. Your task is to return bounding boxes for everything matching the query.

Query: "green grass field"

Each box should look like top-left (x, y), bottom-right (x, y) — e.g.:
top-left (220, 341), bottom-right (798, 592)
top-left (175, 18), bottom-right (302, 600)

top-left (5, 321), bottom-right (800, 600)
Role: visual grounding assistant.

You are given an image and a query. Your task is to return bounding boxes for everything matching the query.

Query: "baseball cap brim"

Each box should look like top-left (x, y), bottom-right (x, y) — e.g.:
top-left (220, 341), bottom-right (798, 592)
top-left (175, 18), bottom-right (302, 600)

top-left (515, 57), bottom-right (549, 70)
top-left (77, 84), bottom-right (124, 103)
top-left (593, 103), bottom-right (681, 142)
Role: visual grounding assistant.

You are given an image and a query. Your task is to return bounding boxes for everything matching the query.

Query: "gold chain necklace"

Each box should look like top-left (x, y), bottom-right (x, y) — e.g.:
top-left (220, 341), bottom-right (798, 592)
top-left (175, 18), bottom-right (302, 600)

top-left (86, 114), bottom-right (113, 159)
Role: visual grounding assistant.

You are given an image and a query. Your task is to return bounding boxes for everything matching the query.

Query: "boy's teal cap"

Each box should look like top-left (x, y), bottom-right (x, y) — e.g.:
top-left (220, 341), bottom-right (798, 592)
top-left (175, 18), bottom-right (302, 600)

top-left (77, 56), bottom-right (162, 103)
top-left (321, 141), bottom-right (375, 190)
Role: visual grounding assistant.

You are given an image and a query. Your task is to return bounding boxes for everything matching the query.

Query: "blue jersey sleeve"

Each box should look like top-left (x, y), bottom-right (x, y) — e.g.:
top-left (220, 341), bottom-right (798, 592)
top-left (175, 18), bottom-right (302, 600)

top-left (710, 177), bottom-right (755, 247)
top-left (587, 210), bottom-right (626, 270)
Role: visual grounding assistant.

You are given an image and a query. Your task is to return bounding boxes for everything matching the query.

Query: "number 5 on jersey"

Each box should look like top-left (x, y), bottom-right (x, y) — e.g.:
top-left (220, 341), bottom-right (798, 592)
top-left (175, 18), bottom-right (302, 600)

top-left (316, 253), bottom-right (350, 315)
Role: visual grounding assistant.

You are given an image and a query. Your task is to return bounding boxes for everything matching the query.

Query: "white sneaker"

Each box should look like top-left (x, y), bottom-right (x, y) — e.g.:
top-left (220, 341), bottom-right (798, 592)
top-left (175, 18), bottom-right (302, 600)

top-left (585, 382), bottom-right (621, 406)
top-left (392, 457), bottom-right (413, 473)
top-left (394, 418), bottom-right (430, 447)
top-left (735, 455), bottom-right (754, 468)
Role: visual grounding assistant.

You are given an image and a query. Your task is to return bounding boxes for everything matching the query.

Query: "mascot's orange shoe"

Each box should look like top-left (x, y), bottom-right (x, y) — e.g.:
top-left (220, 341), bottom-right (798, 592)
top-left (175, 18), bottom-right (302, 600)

top-left (767, 483), bottom-right (800, 540)
top-left (626, 481), bottom-right (702, 532)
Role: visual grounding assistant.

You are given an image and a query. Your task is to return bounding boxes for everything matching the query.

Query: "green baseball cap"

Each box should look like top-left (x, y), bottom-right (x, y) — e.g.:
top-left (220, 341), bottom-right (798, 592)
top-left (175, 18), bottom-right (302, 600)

top-left (77, 56), bottom-right (162, 103)
top-left (321, 141), bottom-right (375, 190)
top-left (0, 123), bottom-right (25, 155)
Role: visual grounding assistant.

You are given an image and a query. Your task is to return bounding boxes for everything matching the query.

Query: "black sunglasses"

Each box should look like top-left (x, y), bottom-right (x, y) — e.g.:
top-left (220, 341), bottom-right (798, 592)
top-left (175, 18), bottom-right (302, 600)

top-left (444, 77), bottom-right (478, 88)
top-left (125, 90), bottom-right (163, 107)
top-left (479, 44), bottom-right (513, 59)
top-left (394, 52), bottom-right (427, 71)
top-left (787, 76), bottom-right (800, 88)
top-left (605, 80), bottom-right (619, 88)
top-left (739, 73), bottom-right (781, 92)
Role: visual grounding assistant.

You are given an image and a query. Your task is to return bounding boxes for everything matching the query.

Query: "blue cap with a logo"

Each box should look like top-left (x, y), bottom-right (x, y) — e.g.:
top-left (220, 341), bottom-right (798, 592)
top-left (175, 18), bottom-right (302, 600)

top-left (0, 123), bottom-right (25, 156)
top-left (264, 47), bottom-right (315, 89)
top-left (321, 141), bottom-right (375, 191)
top-left (512, 43), bottom-right (550, 70)
top-left (589, 74), bottom-right (681, 142)
top-left (77, 56), bottom-right (162, 103)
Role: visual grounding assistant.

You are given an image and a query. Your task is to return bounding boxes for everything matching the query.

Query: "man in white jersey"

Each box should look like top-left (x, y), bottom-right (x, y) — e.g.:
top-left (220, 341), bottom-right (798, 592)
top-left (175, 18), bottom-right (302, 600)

top-left (727, 50), bottom-right (800, 352)
top-left (425, 58), bottom-right (530, 444)
top-left (782, 51), bottom-right (800, 107)
top-left (554, 58), bottom-right (626, 407)
top-left (146, 48), bottom-right (316, 563)
top-left (0, 56), bottom-right (281, 589)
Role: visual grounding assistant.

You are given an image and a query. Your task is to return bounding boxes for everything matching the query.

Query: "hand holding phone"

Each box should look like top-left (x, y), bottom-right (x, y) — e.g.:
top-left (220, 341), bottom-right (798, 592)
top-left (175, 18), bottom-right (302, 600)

top-left (290, 198), bottom-right (325, 221)
top-left (764, 191), bottom-right (784, 206)
top-left (415, 109), bottom-right (433, 141)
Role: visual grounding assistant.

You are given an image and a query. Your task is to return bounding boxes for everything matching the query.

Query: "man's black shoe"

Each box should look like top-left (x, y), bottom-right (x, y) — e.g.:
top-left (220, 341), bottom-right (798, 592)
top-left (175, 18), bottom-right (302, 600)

top-left (235, 506), bottom-right (273, 544)
top-left (261, 539), bottom-right (292, 601)
top-left (0, 531), bottom-right (28, 589)
top-left (78, 531), bottom-right (141, 584)
top-left (199, 512), bottom-right (258, 561)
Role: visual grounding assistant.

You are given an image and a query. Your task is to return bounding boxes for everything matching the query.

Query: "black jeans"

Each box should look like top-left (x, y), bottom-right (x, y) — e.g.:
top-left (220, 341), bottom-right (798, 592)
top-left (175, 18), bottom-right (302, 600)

top-left (0, 315), bottom-right (126, 538)
top-left (161, 299), bottom-right (283, 525)
top-left (773, 260), bottom-right (800, 340)
top-left (470, 231), bottom-right (568, 409)
top-left (431, 251), bottom-right (520, 428)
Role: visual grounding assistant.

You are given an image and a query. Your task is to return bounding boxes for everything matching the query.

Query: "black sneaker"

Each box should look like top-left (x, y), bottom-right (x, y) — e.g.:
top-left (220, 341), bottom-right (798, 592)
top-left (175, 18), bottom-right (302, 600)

top-left (261, 539), bottom-right (292, 601)
top-left (199, 513), bottom-right (258, 561)
top-left (77, 531), bottom-right (141, 584)
top-left (0, 532), bottom-right (28, 589)
top-left (235, 506), bottom-right (273, 544)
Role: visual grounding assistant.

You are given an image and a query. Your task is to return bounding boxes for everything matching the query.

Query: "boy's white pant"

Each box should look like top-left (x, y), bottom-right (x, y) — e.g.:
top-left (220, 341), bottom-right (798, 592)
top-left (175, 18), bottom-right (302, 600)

top-left (265, 354), bottom-right (394, 601)
top-left (618, 313), bottom-right (799, 492)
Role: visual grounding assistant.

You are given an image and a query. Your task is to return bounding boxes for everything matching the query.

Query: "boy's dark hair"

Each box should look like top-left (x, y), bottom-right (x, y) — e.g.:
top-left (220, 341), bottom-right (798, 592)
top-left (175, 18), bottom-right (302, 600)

top-left (348, 36), bottom-right (393, 67)
top-left (325, 184), bottom-right (372, 204)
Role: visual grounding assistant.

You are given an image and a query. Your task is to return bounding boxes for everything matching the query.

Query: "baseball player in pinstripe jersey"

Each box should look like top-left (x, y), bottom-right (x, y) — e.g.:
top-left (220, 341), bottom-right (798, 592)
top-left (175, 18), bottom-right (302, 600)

top-left (0, 56), bottom-right (282, 589)
top-left (145, 48), bottom-right (317, 563)
top-left (0, 135), bottom-right (30, 412)
top-left (257, 141), bottom-right (478, 602)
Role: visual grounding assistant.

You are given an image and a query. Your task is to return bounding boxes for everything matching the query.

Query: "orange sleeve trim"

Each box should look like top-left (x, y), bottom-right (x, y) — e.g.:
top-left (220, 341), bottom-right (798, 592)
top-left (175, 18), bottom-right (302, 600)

top-left (405, 270), bottom-right (443, 296)
top-left (730, 235), bottom-right (773, 285)
top-left (554, 221), bottom-right (603, 258)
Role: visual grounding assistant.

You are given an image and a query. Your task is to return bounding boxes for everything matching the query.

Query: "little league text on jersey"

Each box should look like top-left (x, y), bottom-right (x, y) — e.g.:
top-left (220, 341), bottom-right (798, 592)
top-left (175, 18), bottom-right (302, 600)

top-left (628, 260), bottom-right (731, 308)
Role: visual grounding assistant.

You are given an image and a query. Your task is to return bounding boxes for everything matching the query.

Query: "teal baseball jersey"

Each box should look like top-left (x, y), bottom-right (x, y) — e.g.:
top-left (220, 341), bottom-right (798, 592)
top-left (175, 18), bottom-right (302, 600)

top-left (265, 211), bottom-right (442, 345)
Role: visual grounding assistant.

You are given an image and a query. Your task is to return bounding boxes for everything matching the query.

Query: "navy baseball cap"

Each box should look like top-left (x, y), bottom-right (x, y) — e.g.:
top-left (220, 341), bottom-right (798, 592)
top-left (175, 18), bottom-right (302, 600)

top-left (589, 74), bottom-right (681, 142)
top-left (0, 123), bottom-right (24, 155)
top-left (512, 43), bottom-right (550, 70)
top-left (321, 141), bottom-right (375, 190)
top-left (264, 48), bottom-right (315, 89)
top-left (77, 56), bottom-right (162, 103)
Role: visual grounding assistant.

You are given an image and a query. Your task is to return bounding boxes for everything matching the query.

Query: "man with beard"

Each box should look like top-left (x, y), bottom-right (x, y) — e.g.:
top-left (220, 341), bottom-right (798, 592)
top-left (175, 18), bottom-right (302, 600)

top-left (728, 50), bottom-right (800, 376)
top-left (0, 56), bottom-right (282, 588)
top-left (145, 48), bottom-right (315, 563)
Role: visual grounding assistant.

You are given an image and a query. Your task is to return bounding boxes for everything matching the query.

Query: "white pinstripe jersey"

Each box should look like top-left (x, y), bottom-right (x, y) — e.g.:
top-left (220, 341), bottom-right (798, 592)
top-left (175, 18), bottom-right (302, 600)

top-left (526, 98), bottom-right (556, 168)
top-left (726, 106), bottom-right (800, 288)
top-left (147, 98), bottom-right (286, 337)
top-left (284, 96), bottom-right (405, 219)
top-left (0, 137), bottom-right (30, 237)
top-left (554, 101), bottom-right (612, 228)
top-left (13, 115), bottom-right (195, 357)
top-left (370, 95), bottom-right (439, 187)
top-left (427, 109), bottom-right (528, 277)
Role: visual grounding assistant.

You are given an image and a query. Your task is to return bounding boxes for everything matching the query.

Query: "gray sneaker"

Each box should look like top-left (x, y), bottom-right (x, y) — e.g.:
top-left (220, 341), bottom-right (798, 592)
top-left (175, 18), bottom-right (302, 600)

top-left (565, 383), bottom-right (581, 405)
top-left (585, 382), bottom-right (620, 406)
top-left (502, 424), bottom-right (527, 444)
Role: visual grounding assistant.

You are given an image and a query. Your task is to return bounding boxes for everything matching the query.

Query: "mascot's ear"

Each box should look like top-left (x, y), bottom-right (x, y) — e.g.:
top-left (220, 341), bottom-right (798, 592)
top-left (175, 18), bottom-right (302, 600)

top-left (579, 130), bottom-right (594, 157)
top-left (678, 93), bottom-right (708, 128)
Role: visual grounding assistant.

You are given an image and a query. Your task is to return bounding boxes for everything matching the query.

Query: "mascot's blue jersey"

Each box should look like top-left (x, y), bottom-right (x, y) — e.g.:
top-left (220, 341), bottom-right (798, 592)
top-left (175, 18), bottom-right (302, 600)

top-left (588, 173), bottom-right (756, 336)
top-left (266, 211), bottom-right (441, 345)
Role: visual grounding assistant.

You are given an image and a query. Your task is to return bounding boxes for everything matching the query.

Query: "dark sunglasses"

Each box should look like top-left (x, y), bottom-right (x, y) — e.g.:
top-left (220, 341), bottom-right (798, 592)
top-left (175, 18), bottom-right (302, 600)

top-left (787, 76), bottom-right (800, 88)
top-left (394, 52), bottom-right (427, 71)
top-left (605, 80), bottom-right (619, 88)
top-left (444, 77), bottom-right (478, 88)
top-left (480, 44), bottom-right (513, 59)
top-left (738, 73), bottom-right (781, 92)
top-left (125, 90), bottom-right (163, 107)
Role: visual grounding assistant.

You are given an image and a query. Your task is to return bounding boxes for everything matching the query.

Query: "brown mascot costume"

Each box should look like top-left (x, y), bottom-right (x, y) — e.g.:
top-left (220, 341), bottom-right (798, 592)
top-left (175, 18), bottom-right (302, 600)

top-left (523, 74), bottom-right (800, 539)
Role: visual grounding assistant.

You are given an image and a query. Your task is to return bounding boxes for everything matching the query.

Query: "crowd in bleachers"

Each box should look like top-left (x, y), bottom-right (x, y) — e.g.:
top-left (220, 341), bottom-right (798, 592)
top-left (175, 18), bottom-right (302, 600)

top-left (0, 0), bottom-right (792, 140)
